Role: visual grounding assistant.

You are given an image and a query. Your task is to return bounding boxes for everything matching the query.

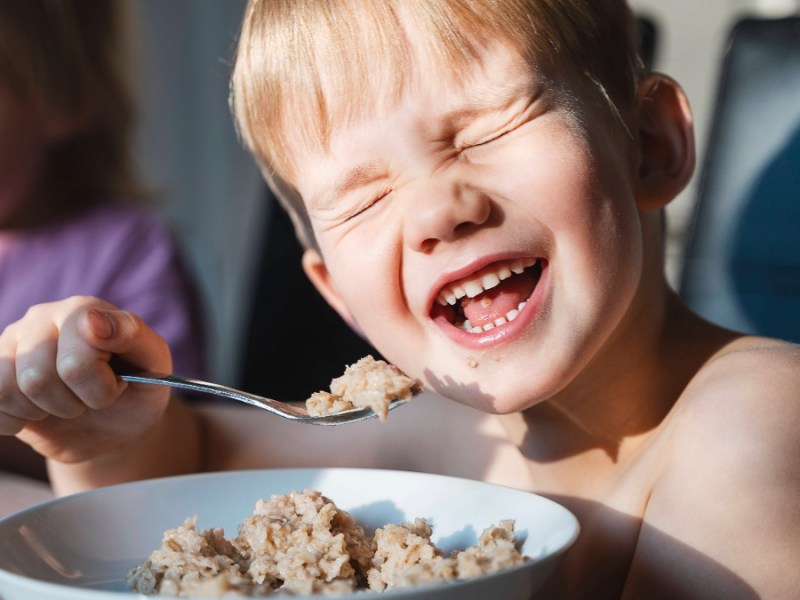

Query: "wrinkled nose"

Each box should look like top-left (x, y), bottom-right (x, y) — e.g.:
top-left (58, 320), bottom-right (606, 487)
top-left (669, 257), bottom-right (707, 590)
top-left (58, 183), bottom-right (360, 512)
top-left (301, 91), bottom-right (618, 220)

top-left (403, 180), bottom-right (492, 253)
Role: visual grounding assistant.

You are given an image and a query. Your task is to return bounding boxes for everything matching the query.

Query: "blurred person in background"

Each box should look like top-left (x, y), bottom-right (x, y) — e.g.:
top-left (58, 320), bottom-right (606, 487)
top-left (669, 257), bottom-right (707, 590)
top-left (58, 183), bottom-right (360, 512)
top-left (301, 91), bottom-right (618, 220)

top-left (0, 0), bottom-right (206, 483)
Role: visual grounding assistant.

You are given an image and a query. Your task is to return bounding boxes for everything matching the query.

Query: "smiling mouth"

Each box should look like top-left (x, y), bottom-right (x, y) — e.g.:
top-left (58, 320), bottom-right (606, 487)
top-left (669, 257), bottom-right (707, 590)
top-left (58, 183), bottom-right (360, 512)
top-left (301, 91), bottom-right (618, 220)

top-left (432, 257), bottom-right (544, 333)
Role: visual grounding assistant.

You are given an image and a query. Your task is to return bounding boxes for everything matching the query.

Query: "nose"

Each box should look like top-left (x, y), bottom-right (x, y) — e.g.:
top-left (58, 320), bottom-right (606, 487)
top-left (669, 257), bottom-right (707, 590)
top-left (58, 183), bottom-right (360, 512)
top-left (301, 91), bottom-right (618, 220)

top-left (403, 179), bottom-right (492, 253)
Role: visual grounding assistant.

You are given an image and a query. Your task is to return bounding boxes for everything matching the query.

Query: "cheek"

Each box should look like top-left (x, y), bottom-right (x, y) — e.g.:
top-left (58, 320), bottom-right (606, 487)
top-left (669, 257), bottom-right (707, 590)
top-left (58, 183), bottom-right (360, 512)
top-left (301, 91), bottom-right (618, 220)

top-left (558, 180), bottom-right (643, 291)
top-left (324, 244), bottom-right (434, 378)
top-left (558, 204), bottom-right (645, 359)
top-left (320, 235), bottom-right (403, 330)
top-left (541, 133), bottom-right (641, 265)
top-left (518, 136), bottom-right (644, 312)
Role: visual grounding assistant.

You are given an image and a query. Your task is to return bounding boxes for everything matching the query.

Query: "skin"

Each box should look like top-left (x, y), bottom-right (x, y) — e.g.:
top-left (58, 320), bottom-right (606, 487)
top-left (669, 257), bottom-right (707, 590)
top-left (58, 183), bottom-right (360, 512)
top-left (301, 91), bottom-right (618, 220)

top-left (1, 31), bottom-right (799, 599)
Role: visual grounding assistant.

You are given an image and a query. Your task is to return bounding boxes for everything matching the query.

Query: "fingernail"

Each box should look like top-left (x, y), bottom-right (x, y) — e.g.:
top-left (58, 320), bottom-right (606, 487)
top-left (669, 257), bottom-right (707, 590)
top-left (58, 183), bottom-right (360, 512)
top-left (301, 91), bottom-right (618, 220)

top-left (87, 309), bottom-right (115, 340)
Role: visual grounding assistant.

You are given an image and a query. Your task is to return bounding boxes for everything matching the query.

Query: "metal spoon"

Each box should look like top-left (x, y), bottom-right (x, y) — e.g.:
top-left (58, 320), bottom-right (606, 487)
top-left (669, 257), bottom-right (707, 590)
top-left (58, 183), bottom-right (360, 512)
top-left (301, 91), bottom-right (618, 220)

top-left (118, 371), bottom-right (411, 426)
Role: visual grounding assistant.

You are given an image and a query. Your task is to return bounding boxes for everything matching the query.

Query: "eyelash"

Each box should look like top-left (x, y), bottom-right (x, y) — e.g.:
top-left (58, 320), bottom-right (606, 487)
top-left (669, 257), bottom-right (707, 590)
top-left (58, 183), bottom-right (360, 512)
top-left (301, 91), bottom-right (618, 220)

top-left (459, 127), bottom-right (513, 152)
top-left (346, 188), bottom-right (392, 221)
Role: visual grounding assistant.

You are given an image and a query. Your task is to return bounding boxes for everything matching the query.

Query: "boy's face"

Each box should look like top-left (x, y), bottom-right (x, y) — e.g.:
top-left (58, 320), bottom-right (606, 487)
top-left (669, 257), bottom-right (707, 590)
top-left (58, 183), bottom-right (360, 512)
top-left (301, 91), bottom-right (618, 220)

top-left (288, 39), bottom-right (648, 414)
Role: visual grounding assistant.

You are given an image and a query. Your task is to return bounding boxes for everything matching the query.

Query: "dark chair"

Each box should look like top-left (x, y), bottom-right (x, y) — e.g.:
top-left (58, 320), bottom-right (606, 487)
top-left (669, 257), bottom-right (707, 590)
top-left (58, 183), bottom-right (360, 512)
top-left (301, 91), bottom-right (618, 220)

top-left (238, 192), bottom-right (379, 402)
top-left (679, 16), bottom-right (800, 344)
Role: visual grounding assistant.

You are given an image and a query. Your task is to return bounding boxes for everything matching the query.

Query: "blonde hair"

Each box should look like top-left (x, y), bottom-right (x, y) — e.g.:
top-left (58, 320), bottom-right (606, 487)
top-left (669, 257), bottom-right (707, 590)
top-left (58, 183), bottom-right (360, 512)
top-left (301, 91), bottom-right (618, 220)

top-left (231, 0), bottom-right (642, 248)
top-left (0, 0), bottom-right (144, 217)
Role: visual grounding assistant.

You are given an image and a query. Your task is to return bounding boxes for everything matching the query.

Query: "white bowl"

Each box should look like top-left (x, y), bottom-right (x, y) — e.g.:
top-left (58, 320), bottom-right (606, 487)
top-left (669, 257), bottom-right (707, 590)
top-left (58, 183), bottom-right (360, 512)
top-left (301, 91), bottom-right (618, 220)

top-left (0, 468), bottom-right (578, 599)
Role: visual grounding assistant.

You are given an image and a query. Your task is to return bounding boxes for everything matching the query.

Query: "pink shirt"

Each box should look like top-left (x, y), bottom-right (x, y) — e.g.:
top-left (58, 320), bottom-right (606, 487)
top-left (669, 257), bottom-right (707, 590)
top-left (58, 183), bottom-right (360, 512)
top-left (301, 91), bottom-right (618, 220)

top-left (0, 203), bottom-right (205, 378)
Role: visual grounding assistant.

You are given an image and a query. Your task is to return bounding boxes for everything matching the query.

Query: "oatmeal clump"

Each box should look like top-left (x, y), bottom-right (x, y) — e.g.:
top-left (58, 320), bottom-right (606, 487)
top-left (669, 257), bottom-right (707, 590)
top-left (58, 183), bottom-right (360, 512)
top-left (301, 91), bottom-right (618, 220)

top-left (306, 355), bottom-right (420, 421)
top-left (125, 516), bottom-right (264, 597)
top-left (127, 489), bottom-right (527, 597)
top-left (367, 518), bottom-right (527, 591)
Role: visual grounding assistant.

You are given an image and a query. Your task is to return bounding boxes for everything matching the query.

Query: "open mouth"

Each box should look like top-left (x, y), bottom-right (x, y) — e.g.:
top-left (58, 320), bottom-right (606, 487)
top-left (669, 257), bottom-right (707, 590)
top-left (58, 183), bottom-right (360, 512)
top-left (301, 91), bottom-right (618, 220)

top-left (431, 257), bottom-right (544, 334)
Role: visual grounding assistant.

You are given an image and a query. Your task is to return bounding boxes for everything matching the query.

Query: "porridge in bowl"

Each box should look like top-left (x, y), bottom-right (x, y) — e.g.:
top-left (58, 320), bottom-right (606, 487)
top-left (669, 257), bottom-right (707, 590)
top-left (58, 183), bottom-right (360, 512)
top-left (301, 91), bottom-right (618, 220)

top-left (127, 489), bottom-right (528, 597)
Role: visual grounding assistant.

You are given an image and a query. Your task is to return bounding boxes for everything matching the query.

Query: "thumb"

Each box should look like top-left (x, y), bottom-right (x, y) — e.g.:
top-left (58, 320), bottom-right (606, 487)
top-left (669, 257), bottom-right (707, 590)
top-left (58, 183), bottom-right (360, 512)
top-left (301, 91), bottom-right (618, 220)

top-left (82, 308), bottom-right (173, 373)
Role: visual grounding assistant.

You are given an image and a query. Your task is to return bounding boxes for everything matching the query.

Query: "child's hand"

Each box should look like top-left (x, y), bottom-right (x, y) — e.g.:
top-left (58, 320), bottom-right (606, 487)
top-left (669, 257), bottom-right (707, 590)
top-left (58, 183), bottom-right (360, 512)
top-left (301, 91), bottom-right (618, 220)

top-left (0, 296), bottom-right (173, 464)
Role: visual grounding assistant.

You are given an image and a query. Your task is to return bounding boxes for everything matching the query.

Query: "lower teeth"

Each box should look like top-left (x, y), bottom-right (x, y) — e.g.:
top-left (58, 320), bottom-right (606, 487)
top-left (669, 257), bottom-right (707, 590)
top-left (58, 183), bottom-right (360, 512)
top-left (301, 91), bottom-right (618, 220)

top-left (459, 301), bottom-right (527, 333)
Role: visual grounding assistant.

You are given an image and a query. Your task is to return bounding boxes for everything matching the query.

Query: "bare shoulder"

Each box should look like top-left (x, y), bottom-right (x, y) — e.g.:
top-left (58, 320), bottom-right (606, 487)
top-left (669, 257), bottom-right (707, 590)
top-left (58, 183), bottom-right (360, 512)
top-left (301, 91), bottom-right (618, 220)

top-left (628, 337), bottom-right (800, 597)
top-left (660, 337), bottom-right (800, 479)
top-left (699, 335), bottom-right (800, 386)
top-left (676, 336), bottom-right (800, 444)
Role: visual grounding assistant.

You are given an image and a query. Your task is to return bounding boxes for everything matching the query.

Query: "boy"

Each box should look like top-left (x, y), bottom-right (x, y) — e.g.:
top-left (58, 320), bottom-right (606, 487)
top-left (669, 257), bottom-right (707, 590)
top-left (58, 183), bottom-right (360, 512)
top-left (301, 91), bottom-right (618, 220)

top-left (1, 0), bottom-right (798, 597)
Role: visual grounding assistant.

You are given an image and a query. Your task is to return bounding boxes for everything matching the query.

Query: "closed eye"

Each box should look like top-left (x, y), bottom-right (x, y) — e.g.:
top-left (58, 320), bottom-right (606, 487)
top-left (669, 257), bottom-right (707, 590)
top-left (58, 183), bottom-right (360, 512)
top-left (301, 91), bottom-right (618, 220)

top-left (458, 119), bottom-right (523, 153)
top-left (456, 128), bottom-right (514, 162)
top-left (345, 188), bottom-right (392, 221)
top-left (457, 96), bottom-right (542, 153)
top-left (464, 128), bottom-right (510, 149)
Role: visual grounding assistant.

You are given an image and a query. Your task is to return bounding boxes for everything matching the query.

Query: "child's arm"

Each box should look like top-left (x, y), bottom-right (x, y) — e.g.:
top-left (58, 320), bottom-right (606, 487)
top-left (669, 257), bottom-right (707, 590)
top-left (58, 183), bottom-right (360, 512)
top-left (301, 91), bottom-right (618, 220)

top-left (624, 341), bottom-right (800, 598)
top-left (0, 296), bottom-right (202, 495)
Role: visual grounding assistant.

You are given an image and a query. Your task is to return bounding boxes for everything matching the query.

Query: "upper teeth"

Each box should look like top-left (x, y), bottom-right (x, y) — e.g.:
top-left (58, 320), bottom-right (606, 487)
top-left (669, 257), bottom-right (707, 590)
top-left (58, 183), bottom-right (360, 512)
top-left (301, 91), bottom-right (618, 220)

top-left (437, 257), bottom-right (537, 306)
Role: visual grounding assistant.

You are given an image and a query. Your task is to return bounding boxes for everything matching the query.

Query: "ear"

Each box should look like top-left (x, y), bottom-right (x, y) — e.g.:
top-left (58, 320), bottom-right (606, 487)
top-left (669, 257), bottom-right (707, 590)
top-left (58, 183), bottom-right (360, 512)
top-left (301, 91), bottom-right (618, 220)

top-left (634, 74), bottom-right (696, 211)
top-left (301, 248), bottom-right (364, 336)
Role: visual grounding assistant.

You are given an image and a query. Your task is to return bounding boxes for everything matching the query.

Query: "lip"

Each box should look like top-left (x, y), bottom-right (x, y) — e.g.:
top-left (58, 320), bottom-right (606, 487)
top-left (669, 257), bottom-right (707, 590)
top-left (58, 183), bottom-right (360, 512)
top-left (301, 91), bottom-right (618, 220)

top-left (429, 255), bottom-right (549, 350)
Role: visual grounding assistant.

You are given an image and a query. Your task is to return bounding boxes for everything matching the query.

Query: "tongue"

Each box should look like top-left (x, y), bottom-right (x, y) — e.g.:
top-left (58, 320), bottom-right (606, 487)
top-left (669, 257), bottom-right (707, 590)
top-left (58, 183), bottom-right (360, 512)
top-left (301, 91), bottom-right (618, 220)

top-left (461, 273), bottom-right (537, 327)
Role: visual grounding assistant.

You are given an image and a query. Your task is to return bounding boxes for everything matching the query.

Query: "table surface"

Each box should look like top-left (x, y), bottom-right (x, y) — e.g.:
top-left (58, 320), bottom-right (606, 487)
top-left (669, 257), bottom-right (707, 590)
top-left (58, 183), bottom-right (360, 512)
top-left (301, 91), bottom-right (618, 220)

top-left (0, 472), bottom-right (54, 520)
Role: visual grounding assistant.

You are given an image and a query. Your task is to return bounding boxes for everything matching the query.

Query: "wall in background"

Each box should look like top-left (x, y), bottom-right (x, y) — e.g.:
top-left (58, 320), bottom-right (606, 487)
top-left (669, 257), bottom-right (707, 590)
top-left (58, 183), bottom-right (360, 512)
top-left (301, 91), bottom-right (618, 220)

top-left (130, 0), bottom-right (264, 383)
top-left (129, 1), bottom-right (800, 383)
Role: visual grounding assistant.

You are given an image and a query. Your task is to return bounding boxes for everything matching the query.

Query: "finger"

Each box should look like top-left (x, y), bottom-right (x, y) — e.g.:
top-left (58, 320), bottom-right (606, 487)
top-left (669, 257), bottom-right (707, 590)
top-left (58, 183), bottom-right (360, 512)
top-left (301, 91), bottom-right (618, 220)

top-left (16, 331), bottom-right (88, 419)
top-left (0, 392), bottom-right (49, 422)
top-left (54, 311), bottom-right (125, 411)
top-left (78, 308), bottom-right (172, 372)
top-left (0, 412), bottom-right (27, 436)
top-left (55, 308), bottom-right (171, 410)
top-left (2, 318), bottom-right (85, 420)
top-left (0, 353), bottom-right (46, 429)
top-left (1, 297), bottom-right (126, 418)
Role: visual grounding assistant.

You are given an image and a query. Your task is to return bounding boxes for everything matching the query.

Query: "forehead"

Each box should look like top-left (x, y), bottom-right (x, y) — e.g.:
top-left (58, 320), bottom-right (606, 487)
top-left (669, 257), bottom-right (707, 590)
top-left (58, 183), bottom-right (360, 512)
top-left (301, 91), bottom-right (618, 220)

top-left (291, 42), bottom-right (537, 205)
top-left (322, 37), bottom-right (530, 131)
top-left (239, 1), bottom-right (536, 183)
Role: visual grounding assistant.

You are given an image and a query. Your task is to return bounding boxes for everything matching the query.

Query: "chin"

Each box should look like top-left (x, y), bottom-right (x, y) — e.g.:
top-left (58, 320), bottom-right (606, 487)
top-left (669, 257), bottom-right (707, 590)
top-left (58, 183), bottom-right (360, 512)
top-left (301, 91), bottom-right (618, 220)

top-left (421, 365), bottom-right (552, 414)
